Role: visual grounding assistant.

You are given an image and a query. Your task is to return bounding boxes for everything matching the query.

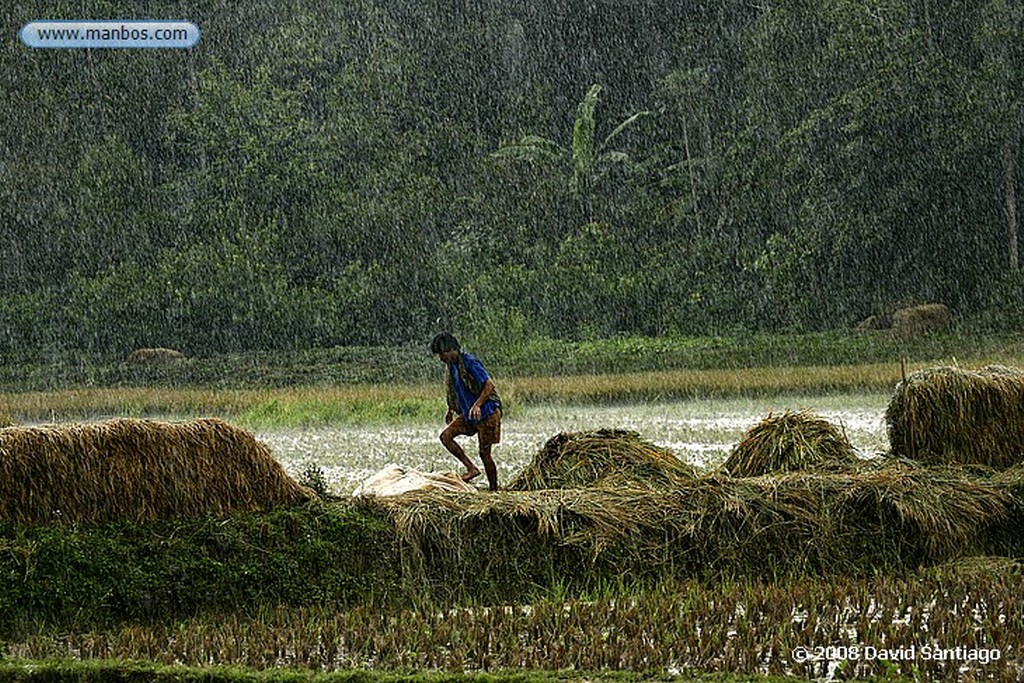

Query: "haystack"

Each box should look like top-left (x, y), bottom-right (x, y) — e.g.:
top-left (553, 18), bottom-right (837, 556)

top-left (891, 303), bottom-right (951, 339)
top-left (886, 365), bottom-right (1024, 468)
top-left (126, 347), bottom-right (186, 366)
top-left (853, 313), bottom-right (891, 332)
top-left (723, 411), bottom-right (858, 477)
top-left (507, 429), bottom-right (696, 491)
top-left (0, 418), bottom-right (314, 525)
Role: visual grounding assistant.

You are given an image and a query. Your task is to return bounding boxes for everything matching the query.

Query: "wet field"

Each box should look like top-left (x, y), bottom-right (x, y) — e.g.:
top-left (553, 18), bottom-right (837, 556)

top-left (258, 391), bottom-right (893, 494)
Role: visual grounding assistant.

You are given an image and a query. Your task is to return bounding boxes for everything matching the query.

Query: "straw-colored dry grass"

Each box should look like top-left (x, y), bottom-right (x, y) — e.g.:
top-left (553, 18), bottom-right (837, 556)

top-left (886, 365), bottom-right (1024, 468)
top-left (368, 462), bottom-right (1011, 579)
top-left (0, 418), bottom-right (314, 525)
top-left (370, 414), bottom-right (1013, 580)
top-left (507, 429), bottom-right (697, 491)
top-left (723, 410), bottom-right (859, 477)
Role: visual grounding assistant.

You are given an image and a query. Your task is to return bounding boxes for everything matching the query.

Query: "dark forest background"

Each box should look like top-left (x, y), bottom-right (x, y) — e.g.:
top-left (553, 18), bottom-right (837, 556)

top-left (2, 0), bottom-right (1022, 358)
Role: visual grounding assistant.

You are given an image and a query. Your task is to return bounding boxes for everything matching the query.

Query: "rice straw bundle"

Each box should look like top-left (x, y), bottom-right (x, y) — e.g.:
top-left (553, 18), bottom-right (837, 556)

top-left (724, 411), bottom-right (858, 477)
top-left (885, 365), bottom-right (1024, 468)
top-left (0, 418), bottom-right (314, 525)
top-left (507, 429), bottom-right (696, 491)
top-left (828, 462), bottom-right (1010, 560)
top-left (368, 462), bottom-right (1011, 579)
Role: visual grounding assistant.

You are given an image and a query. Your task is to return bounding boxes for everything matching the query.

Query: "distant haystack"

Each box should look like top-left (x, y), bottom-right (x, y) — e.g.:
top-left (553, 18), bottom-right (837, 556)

top-left (508, 429), bottom-right (696, 491)
top-left (0, 418), bottom-right (315, 525)
top-left (891, 303), bottom-right (951, 339)
top-left (886, 365), bottom-right (1024, 468)
top-left (724, 411), bottom-right (858, 477)
top-left (126, 347), bottom-right (186, 366)
top-left (853, 314), bottom-right (891, 332)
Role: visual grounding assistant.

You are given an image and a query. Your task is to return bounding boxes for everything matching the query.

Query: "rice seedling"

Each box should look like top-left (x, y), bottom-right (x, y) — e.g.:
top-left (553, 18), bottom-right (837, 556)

top-left (0, 418), bottom-right (314, 525)
top-left (722, 410), bottom-right (858, 477)
top-left (7, 569), bottom-right (1020, 682)
top-left (885, 365), bottom-right (1024, 468)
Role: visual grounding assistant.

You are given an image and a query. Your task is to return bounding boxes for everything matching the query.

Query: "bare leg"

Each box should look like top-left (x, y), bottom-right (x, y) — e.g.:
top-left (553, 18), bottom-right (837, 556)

top-left (479, 443), bottom-right (498, 491)
top-left (440, 429), bottom-right (480, 481)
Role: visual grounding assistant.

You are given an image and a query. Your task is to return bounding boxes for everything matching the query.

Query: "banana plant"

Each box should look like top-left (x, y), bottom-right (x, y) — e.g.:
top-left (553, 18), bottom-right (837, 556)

top-left (492, 84), bottom-right (651, 221)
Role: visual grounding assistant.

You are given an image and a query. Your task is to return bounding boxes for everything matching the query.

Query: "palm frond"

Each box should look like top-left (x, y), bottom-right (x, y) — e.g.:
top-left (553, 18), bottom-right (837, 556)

top-left (601, 110), bottom-right (652, 150)
top-left (490, 135), bottom-right (565, 163)
top-left (571, 84), bottom-right (601, 170)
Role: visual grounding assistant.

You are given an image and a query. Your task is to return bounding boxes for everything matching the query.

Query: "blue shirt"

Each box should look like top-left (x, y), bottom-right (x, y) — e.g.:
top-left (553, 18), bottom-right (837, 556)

top-left (449, 352), bottom-right (499, 424)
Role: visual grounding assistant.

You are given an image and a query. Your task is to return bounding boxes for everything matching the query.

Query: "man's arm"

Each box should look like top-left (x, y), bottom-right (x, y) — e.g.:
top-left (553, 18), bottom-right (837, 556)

top-left (469, 378), bottom-right (495, 421)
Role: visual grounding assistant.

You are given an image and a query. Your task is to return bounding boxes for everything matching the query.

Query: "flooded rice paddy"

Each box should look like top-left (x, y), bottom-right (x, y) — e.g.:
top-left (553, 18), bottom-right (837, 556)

top-left (259, 392), bottom-right (893, 495)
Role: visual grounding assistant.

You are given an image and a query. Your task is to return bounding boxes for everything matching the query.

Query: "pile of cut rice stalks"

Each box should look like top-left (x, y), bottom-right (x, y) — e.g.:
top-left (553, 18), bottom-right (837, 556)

top-left (723, 410), bottom-right (858, 477)
top-left (886, 365), bottom-right (1024, 468)
top-left (366, 462), bottom-right (1017, 580)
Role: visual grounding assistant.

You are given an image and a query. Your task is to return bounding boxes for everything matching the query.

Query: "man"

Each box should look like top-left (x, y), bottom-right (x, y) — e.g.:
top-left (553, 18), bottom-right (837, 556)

top-left (431, 332), bottom-right (501, 491)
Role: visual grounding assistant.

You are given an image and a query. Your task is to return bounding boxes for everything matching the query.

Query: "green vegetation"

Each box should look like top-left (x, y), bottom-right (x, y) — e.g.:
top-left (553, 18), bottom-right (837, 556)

top-left (0, 660), bottom-right (847, 683)
top-left (0, 502), bottom-right (400, 637)
top-left (3, 2), bottom-right (1024, 357)
top-left (236, 396), bottom-right (439, 429)
top-left (5, 329), bottom-right (1022, 391)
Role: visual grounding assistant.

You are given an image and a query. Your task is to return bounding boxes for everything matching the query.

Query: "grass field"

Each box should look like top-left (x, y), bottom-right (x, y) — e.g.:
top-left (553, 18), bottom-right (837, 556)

top-left (0, 660), bottom-right (879, 683)
top-left (2, 330), bottom-right (1022, 427)
top-left (0, 366), bottom-right (903, 428)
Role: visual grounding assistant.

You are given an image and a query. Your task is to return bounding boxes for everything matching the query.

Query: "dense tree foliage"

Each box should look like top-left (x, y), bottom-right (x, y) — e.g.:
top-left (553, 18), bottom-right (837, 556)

top-left (0, 0), bottom-right (1020, 357)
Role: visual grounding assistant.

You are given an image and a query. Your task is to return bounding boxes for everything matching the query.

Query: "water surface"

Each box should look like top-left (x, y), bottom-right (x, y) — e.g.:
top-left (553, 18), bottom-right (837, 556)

top-left (258, 392), bottom-right (892, 494)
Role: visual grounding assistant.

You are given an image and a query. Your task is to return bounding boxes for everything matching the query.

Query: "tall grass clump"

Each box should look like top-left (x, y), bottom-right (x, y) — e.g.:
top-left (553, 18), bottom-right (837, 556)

top-left (886, 365), bottom-right (1024, 467)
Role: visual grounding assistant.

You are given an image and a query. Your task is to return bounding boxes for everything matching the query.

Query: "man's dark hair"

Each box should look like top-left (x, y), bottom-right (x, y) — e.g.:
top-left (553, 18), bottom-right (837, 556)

top-left (430, 331), bottom-right (460, 354)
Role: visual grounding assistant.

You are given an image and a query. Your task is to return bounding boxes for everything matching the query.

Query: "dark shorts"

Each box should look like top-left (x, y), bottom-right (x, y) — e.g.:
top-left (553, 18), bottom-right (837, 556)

top-left (443, 409), bottom-right (502, 447)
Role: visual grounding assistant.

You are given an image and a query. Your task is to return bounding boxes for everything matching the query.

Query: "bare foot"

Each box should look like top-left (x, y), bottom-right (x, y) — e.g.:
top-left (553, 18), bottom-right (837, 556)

top-left (461, 468), bottom-right (481, 482)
